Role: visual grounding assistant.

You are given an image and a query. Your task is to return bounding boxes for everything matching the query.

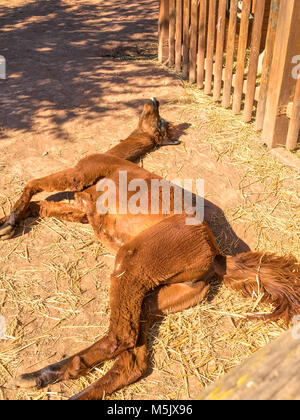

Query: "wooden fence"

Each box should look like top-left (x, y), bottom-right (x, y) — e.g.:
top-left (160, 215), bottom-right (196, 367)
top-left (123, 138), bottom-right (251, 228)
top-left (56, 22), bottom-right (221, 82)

top-left (198, 327), bottom-right (300, 400)
top-left (158, 0), bottom-right (300, 151)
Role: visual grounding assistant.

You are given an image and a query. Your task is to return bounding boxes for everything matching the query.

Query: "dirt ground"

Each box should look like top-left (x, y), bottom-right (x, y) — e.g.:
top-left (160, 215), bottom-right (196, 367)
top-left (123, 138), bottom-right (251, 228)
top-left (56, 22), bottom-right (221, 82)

top-left (0, 0), bottom-right (299, 401)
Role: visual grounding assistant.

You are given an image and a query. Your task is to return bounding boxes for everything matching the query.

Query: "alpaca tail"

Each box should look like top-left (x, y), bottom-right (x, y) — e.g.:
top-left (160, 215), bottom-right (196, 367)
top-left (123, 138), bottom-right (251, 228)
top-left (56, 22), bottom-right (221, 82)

top-left (220, 252), bottom-right (300, 324)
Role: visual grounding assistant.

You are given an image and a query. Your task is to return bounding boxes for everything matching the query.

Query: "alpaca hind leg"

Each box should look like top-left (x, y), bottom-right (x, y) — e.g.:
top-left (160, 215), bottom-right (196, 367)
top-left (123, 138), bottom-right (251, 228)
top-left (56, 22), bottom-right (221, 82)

top-left (70, 281), bottom-right (210, 400)
top-left (16, 281), bottom-right (210, 397)
top-left (14, 273), bottom-right (150, 389)
top-left (15, 217), bottom-right (216, 390)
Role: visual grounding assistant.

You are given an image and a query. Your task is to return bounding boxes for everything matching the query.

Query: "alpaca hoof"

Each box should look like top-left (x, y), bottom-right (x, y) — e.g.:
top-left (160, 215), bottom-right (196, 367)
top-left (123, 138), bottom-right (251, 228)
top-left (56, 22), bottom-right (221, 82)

top-left (0, 214), bottom-right (16, 240)
top-left (14, 366), bottom-right (61, 390)
top-left (0, 227), bottom-right (16, 241)
top-left (14, 374), bottom-right (38, 389)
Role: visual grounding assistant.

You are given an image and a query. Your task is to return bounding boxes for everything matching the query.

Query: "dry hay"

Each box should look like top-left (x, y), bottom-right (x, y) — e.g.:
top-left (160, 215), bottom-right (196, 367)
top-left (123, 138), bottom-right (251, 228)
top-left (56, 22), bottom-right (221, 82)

top-left (0, 83), bottom-right (299, 400)
top-left (293, 147), bottom-right (300, 163)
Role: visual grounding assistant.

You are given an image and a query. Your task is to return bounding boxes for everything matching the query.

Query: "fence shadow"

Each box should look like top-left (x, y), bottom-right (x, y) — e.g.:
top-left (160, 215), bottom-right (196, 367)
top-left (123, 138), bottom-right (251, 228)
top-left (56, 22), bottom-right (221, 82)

top-left (0, 0), bottom-right (166, 139)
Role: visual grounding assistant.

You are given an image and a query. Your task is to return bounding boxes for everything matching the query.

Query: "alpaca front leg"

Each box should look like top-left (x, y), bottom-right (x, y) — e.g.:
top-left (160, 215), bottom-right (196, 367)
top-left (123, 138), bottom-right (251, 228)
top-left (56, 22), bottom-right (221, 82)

top-left (28, 201), bottom-right (89, 224)
top-left (0, 200), bottom-right (89, 240)
top-left (0, 162), bottom-right (103, 240)
top-left (0, 169), bottom-right (74, 239)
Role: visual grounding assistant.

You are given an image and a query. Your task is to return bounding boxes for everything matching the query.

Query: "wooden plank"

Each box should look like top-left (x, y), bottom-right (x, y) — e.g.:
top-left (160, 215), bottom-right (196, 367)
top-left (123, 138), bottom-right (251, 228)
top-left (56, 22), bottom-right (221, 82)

top-left (259, 0), bottom-right (272, 53)
top-left (158, 0), bottom-right (170, 63)
top-left (169, 0), bottom-right (176, 67)
top-left (222, 0), bottom-right (238, 108)
top-left (182, 0), bottom-right (191, 78)
top-left (262, 0), bottom-right (300, 148)
top-left (286, 75), bottom-right (300, 150)
top-left (213, 0), bottom-right (227, 102)
top-left (204, 0), bottom-right (217, 95)
top-left (175, 0), bottom-right (183, 72)
top-left (197, 0), bottom-right (208, 89)
top-left (198, 328), bottom-right (300, 400)
top-left (232, 0), bottom-right (251, 114)
top-left (255, 0), bottom-right (280, 131)
top-left (189, 0), bottom-right (198, 83)
top-left (243, 0), bottom-right (266, 122)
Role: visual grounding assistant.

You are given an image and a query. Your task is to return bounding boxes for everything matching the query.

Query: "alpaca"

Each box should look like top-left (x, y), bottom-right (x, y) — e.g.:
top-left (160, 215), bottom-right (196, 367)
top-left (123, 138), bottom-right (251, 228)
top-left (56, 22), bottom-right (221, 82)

top-left (0, 98), bottom-right (298, 400)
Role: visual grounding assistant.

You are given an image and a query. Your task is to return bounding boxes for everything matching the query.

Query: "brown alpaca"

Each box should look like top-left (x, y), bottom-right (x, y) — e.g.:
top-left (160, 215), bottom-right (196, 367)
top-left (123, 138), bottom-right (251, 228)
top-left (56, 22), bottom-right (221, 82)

top-left (1, 98), bottom-right (299, 400)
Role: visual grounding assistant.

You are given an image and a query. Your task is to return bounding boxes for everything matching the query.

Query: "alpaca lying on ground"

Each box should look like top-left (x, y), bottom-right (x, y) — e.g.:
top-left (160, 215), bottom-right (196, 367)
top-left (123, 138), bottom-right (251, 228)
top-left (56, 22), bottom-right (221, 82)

top-left (1, 98), bottom-right (299, 400)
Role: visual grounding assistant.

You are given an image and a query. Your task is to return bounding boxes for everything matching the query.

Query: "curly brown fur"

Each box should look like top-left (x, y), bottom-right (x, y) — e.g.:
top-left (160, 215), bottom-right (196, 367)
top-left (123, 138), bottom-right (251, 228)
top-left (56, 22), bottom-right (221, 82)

top-left (224, 252), bottom-right (300, 324)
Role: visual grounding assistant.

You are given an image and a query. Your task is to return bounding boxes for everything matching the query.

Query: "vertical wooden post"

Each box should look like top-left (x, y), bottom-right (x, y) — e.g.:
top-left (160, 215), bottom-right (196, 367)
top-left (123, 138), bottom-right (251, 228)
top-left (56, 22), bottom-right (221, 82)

top-left (169, 0), bottom-right (176, 67)
top-left (189, 0), bottom-right (198, 84)
top-left (197, 0), bottom-right (208, 89)
top-left (286, 75), bottom-right (300, 150)
top-left (232, 0), bottom-right (251, 115)
top-left (182, 0), bottom-right (191, 78)
top-left (222, 0), bottom-right (238, 108)
top-left (205, 0), bottom-right (217, 95)
top-left (213, 0), bottom-right (227, 102)
top-left (255, 0), bottom-right (280, 131)
top-left (159, 0), bottom-right (170, 63)
top-left (243, 0), bottom-right (266, 122)
top-left (175, 0), bottom-right (183, 72)
top-left (262, 0), bottom-right (300, 148)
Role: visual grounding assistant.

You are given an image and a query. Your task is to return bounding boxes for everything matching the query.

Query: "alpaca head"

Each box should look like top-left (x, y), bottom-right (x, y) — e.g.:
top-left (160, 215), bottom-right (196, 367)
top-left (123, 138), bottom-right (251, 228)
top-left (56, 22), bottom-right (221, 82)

top-left (139, 98), bottom-right (180, 146)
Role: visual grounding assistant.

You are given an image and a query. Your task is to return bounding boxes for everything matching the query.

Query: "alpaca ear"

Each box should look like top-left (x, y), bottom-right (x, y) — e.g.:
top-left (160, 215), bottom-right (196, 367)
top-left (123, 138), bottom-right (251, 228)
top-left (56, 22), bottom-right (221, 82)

top-left (159, 121), bottom-right (181, 146)
top-left (151, 97), bottom-right (160, 109)
top-left (153, 128), bottom-right (162, 145)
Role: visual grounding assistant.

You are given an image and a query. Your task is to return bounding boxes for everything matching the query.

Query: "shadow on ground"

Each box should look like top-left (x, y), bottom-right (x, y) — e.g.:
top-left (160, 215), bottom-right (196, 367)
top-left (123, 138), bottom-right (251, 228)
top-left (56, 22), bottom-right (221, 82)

top-left (0, 0), bottom-right (165, 139)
